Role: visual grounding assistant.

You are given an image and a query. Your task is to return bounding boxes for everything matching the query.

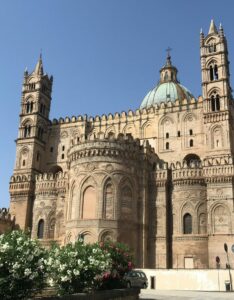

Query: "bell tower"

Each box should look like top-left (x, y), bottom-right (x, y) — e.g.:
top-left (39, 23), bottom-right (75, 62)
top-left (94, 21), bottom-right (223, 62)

top-left (9, 56), bottom-right (53, 230)
top-left (200, 20), bottom-right (232, 113)
top-left (200, 20), bottom-right (234, 154)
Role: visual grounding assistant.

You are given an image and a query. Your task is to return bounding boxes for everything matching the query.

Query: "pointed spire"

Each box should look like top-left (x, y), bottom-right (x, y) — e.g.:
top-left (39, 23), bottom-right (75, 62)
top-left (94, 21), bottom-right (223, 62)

top-left (219, 22), bottom-right (224, 39)
top-left (24, 67), bottom-right (28, 77)
top-left (208, 19), bottom-right (218, 34)
top-left (200, 28), bottom-right (204, 46)
top-left (34, 53), bottom-right (44, 75)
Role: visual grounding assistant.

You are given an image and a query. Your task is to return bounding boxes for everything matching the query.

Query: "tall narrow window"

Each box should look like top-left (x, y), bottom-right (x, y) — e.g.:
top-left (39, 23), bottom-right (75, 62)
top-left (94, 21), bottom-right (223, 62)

top-left (28, 125), bottom-right (31, 136)
top-left (189, 139), bottom-right (193, 147)
top-left (36, 152), bottom-right (40, 162)
top-left (189, 129), bottom-right (193, 136)
top-left (37, 219), bottom-right (44, 239)
top-left (211, 95), bottom-right (216, 111)
top-left (24, 127), bottom-right (27, 137)
top-left (178, 131), bottom-right (181, 137)
top-left (216, 95), bottom-right (220, 111)
top-left (214, 64), bottom-right (219, 80)
top-left (211, 94), bottom-right (220, 112)
top-left (210, 65), bottom-right (214, 81)
top-left (83, 186), bottom-right (97, 219)
top-left (166, 142), bottom-right (169, 150)
top-left (103, 180), bottom-right (114, 219)
top-left (121, 185), bottom-right (133, 219)
top-left (183, 213), bottom-right (192, 234)
top-left (166, 132), bottom-right (169, 138)
top-left (26, 102), bottom-right (30, 113)
top-left (24, 125), bottom-right (31, 137)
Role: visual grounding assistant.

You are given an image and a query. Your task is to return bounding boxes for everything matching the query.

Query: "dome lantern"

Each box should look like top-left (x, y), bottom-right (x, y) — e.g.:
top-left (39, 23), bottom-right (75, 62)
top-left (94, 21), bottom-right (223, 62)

top-left (140, 53), bottom-right (194, 109)
top-left (160, 53), bottom-right (178, 83)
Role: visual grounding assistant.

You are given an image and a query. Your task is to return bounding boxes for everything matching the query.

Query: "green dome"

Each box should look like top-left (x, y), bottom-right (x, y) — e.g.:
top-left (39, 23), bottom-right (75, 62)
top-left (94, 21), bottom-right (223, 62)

top-left (140, 81), bottom-right (194, 109)
top-left (140, 54), bottom-right (195, 109)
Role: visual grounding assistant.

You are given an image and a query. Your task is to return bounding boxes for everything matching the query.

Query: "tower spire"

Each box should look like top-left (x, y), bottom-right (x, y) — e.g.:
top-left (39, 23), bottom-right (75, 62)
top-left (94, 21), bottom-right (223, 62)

top-left (208, 19), bottom-right (218, 34)
top-left (34, 53), bottom-right (44, 75)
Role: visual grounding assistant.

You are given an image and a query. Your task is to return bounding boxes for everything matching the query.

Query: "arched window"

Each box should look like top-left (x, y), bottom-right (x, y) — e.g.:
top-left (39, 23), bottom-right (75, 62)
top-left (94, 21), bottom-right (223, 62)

top-left (38, 127), bottom-right (44, 140)
top-left (183, 154), bottom-right (201, 166)
top-left (208, 44), bottom-right (216, 53)
top-left (24, 125), bottom-right (31, 137)
top-left (166, 132), bottom-right (169, 138)
top-left (103, 180), bottom-right (114, 219)
top-left (83, 186), bottom-right (97, 219)
top-left (26, 101), bottom-right (33, 113)
top-left (216, 95), bottom-right (220, 111)
top-left (37, 219), bottom-right (44, 239)
top-left (121, 185), bottom-right (133, 219)
top-left (49, 165), bottom-right (63, 174)
top-left (189, 129), bottom-right (193, 136)
top-left (209, 64), bottom-right (219, 81)
top-left (211, 95), bottom-right (216, 111)
top-left (214, 64), bottom-right (219, 80)
top-left (183, 213), bottom-right (192, 234)
top-left (36, 152), bottom-right (40, 162)
top-left (189, 139), bottom-right (193, 147)
top-left (26, 102), bottom-right (30, 113)
top-left (166, 142), bottom-right (169, 150)
top-left (209, 65), bottom-right (214, 81)
top-left (211, 93), bottom-right (220, 112)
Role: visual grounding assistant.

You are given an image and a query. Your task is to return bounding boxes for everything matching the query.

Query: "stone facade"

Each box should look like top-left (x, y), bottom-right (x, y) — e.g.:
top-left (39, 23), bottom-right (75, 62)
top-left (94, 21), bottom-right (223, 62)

top-left (0, 208), bottom-right (16, 234)
top-left (9, 20), bottom-right (234, 269)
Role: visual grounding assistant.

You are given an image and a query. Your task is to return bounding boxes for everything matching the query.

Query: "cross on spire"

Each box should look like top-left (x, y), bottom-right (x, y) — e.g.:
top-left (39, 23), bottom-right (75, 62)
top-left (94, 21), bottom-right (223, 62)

top-left (165, 47), bottom-right (172, 66)
top-left (166, 47), bottom-right (172, 58)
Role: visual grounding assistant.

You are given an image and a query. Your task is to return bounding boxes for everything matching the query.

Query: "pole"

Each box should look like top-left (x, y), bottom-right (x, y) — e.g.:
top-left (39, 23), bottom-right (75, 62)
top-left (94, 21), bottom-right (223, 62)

top-left (224, 243), bottom-right (233, 291)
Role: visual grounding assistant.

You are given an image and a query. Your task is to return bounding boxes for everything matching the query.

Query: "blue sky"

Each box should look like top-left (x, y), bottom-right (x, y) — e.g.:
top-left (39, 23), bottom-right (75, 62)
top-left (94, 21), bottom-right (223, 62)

top-left (1, 0), bottom-right (234, 208)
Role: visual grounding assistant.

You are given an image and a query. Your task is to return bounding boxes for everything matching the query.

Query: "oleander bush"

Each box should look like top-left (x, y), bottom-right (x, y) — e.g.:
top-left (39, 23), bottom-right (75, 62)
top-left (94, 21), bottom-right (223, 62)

top-left (0, 230), bottom-right (48, 300)
top-left (99, 241), bottom-right (134, 289)
top-left (0, 230), bottom-right (134, 298)
top-left (46, 240), bottom-right (112, 295)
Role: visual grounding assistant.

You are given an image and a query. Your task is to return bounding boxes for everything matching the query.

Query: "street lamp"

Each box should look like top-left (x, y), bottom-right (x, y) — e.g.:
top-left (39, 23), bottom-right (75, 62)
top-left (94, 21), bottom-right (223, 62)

top-left (224, 243), bottom-right (233, 291)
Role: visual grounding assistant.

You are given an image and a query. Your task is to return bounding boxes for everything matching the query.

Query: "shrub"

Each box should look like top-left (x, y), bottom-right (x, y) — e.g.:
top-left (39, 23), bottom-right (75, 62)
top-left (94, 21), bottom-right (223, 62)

top-left (0, 230), bottom-right (48, 300)
top-left (99, 241), bottom-right (134, 289)
top-left (47, 240), bottom-right (111, 295)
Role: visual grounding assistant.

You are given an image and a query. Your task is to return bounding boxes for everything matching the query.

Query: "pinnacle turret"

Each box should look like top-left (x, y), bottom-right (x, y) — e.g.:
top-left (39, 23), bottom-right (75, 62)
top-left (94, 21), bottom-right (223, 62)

top-left (208, 19), bottom-right (218, 35)
top-left (34, 54), bottom-right (44, 75)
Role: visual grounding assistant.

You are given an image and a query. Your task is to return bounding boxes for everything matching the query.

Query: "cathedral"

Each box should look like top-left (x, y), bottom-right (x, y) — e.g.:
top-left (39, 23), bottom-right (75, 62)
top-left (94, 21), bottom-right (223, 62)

top-left (9, 20), bottom-right (234, 269)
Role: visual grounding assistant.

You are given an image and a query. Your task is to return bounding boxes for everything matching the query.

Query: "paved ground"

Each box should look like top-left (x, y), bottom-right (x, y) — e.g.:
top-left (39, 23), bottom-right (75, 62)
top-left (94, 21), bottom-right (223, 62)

top-left (140, 289), bottom-right (234, 300)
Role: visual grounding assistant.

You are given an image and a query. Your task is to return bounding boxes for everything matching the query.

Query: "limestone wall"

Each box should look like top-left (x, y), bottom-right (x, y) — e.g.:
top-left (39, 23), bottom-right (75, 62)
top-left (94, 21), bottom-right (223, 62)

top-left (142, 269), bottom-right (234, 291)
